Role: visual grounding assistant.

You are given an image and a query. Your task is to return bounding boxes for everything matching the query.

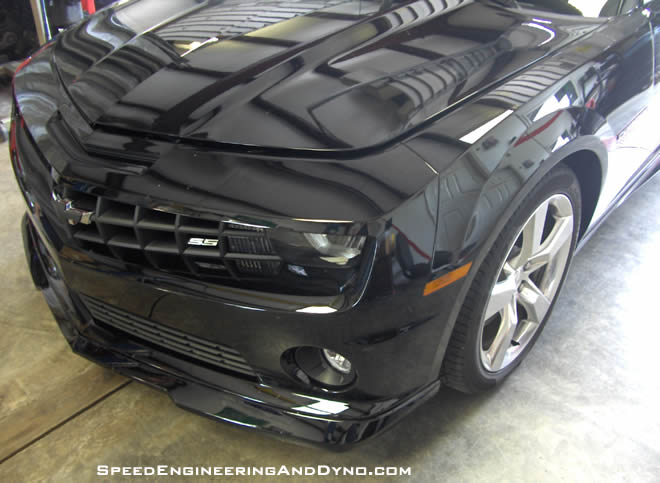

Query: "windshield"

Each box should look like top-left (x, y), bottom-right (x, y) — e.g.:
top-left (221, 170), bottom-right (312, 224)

top-left (517, 0), bottom-right (620, 17)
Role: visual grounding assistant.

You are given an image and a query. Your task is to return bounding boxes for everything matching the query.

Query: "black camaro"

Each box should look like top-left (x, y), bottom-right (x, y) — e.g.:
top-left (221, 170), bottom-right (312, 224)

top-left (10, 0), bottom-right (660, 447)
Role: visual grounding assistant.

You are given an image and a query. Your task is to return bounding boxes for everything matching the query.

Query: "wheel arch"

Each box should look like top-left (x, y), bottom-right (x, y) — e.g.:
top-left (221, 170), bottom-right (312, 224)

top-left (423, 135), bottom-right (608, 383)
top-left (560, 149), bottom-right (603, 240)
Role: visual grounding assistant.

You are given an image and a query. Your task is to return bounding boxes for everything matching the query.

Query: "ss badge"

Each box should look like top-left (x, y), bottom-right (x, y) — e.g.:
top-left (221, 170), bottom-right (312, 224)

top-left (187, 237), bottom-right (219, 247)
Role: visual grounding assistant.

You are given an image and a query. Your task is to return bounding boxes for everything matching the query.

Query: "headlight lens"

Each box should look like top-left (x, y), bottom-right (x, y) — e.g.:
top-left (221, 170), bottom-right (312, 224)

top-left (269, 229), bottom-right (366, 267)
top-left (302, 234), bottom-right (365, 265)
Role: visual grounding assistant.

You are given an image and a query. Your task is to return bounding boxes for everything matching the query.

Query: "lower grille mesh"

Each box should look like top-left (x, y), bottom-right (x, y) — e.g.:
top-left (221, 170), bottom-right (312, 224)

top-left (81, 295), bottom-right (256, 377)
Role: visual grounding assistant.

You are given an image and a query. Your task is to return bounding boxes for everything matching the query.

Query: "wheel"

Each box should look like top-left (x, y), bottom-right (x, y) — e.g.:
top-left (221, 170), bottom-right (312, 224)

top-left (442, 165), bottom-right (581, 393)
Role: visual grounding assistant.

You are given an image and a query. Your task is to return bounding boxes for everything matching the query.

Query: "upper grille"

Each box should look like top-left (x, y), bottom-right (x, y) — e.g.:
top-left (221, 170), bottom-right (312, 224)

top-left (81, 294), bottom-right (256, 378)
top-left (64, 190), bottom-right (281, 280)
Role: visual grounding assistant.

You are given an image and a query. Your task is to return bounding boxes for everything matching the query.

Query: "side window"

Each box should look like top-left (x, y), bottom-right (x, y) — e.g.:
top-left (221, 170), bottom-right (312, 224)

top-left (592, 0), bottom-right (621, 17)
top-left (619, 0), bottom-right (642, 13)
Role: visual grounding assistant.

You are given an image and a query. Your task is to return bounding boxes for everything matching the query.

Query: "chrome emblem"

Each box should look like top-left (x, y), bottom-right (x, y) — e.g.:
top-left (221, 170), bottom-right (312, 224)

top-left (187, 237), bottom-right (219, 247)
top-left (55, 197), bottom-right (94, 225)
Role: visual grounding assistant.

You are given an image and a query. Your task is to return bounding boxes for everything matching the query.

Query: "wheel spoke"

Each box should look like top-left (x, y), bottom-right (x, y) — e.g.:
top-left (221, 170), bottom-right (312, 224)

top-left (518, 279), bottom-right (551, 324)
top-left (484, 274), bottom-right (517, 320)
top-left (485, 300), bottom-right (518, 371)
top-left (512, 320), bottom-right (537, 347)
top-left (502, 261), bottom-right (515, 278)
top-left (514, 200), bottom-right (549, 269)
top-left (524, 216), bottom-right (573, 275)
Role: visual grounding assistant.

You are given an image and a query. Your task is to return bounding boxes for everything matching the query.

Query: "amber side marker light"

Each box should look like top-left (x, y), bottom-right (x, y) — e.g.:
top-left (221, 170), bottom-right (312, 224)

top-left (423, 262), bottom-right (473, 296)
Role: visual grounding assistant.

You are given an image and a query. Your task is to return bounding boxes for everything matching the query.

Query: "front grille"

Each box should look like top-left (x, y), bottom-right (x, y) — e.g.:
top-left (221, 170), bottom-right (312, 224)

top-left (64, 190), bottom-right (281, 280)
top-left (81, 295), bottom-right (256, 377)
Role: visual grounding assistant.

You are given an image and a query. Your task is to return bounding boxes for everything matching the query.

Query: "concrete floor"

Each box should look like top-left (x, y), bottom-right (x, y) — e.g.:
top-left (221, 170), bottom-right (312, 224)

top-left (0, 84), bottom-right (11, 120)
top-left (0, 136), bottom-right (659, 482)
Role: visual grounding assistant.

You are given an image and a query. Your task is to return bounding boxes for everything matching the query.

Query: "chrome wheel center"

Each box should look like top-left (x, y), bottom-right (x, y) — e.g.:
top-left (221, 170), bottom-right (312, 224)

top-left (479, 194), bottom-right (574, 373)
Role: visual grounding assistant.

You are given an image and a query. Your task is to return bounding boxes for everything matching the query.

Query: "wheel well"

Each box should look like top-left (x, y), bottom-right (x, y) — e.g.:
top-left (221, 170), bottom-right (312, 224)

top-left (561, 150), bottom-right (602, 239)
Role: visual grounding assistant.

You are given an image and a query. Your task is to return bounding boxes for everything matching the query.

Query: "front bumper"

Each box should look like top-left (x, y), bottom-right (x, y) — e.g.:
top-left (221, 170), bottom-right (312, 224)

top-left (21, 213), bottom-right (442, 448)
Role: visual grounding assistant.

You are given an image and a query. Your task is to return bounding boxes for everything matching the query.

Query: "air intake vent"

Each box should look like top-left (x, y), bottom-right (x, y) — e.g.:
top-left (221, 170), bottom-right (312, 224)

top-left (81, 295), bottom-right (256, 378)
top-left (235, 259), bottom-right (281, 275)
top-left (227, 236), bottom-right (274, 255)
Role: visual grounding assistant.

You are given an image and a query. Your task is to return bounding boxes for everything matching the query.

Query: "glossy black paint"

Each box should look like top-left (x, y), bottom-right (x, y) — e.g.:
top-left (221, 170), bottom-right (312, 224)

top-left (51, 0), bottom-right (600, 151)
top-left (10, 0), bottom-right (660, 446)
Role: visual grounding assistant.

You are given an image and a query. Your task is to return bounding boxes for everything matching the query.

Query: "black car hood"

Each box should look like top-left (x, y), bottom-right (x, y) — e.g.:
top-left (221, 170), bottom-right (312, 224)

top-left (53, 0), bottom-right (599, 151)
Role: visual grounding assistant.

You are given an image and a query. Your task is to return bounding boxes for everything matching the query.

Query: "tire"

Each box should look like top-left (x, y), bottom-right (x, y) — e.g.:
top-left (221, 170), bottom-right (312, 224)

top-left (442, 165), bottom-right (582, 393)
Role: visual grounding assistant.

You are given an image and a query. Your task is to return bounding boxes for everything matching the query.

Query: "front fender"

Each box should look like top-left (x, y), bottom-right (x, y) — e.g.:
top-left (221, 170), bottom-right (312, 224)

top-left (405, 103), bottom-right (609, 379)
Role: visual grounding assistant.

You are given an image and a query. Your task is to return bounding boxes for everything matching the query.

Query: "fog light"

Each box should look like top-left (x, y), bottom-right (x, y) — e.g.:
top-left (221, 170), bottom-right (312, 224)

top-left (283, 347), bottom-right (357, 389)
top-left (322, 349), bottom-right (352, 374)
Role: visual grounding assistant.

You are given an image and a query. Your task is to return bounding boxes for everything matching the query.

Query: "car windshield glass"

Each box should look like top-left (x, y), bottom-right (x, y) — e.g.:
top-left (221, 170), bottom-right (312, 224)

top-left (517, 0), bottom-right (619, 17)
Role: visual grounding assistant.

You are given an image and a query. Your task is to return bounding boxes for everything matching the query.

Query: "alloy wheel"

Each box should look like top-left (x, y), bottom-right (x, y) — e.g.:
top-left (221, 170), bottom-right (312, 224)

top-left (479, 194), bottom-right (574, 372)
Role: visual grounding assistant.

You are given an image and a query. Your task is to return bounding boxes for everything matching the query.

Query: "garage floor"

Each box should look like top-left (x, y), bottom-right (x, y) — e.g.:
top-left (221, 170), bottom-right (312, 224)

top-left (1, 135), bottom-right (659, 481)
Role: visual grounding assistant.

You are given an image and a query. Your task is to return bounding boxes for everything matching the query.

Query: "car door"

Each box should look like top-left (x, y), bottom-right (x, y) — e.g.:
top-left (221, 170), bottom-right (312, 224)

top-left (644, 0), bottom-right (660, 83)
top-left (588, 0), bottom-right (657, 221)
top-left (641, 0), bottom-right (660, 155)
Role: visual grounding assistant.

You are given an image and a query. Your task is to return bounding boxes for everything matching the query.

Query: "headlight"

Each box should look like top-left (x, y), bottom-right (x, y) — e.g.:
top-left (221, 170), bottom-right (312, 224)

top-left (302, 234), bottom-right (365, 265)
top-left (269, 229), bottom-right (367, 268)
top-left (209, 220), bottom-right (369, 293)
